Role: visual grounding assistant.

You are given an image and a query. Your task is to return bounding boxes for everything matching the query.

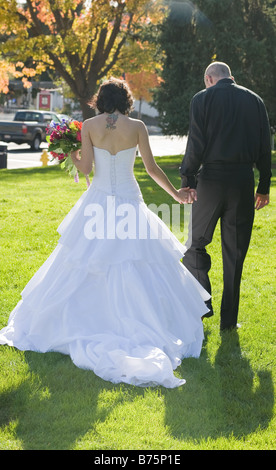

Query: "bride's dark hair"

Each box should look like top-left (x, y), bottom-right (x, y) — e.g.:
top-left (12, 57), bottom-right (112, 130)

top-left (89, 77), bottom-right (134, 115)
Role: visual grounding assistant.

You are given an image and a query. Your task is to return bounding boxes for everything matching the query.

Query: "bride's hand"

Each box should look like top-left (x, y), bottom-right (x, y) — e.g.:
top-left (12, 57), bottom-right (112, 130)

top-left (173, 188), bottom-right (188, 204)
top-left (175, 188), bottom-right (197, 204)
top-left (71, 150), bottom-right (81, 161)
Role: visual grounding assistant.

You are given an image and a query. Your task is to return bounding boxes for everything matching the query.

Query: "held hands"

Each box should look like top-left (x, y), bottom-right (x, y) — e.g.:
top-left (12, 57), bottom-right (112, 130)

top-left (175, 187), bottom-right (197, 204)
top-left (176, 190), bottom-right (270, 208)
top-left (255, 193), bottom-right (269, 210)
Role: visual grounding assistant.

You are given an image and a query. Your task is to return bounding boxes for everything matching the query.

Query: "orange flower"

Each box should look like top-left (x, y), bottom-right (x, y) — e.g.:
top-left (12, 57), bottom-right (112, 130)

top-left (72, 120), bottom-right (82, 130)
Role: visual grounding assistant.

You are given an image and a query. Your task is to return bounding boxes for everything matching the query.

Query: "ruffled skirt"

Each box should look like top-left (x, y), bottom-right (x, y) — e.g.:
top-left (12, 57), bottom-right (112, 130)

top-left (0, 186), bottom-right (209, 388)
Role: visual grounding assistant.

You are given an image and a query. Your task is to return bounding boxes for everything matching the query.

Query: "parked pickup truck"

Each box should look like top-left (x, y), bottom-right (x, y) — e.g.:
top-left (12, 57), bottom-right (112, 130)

top-left (0, 110), bottom-right (61, 150)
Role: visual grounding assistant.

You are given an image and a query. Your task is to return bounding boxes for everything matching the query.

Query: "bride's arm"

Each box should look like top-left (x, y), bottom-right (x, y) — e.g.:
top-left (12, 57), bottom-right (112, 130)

top-left (137, 122), bottom-right (189, 204)
top-left (71, 120), bottom-right (94, 175)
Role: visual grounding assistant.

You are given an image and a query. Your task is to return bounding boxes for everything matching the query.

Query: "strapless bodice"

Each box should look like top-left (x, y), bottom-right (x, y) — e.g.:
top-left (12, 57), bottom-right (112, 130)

top-left (90, 146), bottom-right (143, 200)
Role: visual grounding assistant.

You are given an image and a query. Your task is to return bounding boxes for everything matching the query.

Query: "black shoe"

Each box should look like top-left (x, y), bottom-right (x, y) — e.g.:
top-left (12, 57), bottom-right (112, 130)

top-left (202, 299), bottom-right (214, 319)
top-left (220, 323), bottom-right (241, 333)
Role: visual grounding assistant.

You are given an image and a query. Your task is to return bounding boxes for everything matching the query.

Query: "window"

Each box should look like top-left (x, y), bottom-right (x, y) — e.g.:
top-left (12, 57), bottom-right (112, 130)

top-left (14, 112), bottom-right (42, 122)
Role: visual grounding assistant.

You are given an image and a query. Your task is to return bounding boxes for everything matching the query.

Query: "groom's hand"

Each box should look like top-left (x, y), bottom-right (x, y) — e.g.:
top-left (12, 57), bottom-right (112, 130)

top-left (188, 188), bottom-right (197, 202)
top-left (255, 193), bottom-right (269, 210)
top-left (178, 188), bottom-right (197, 203)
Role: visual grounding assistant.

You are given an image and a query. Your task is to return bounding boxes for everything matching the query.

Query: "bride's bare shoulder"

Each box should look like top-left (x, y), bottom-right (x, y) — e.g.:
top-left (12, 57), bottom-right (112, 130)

top-left (83, 115), bottom-right (101, 123)
top-left (82, 115), bottom-right (104, 128)
top-left (128, 117), bottom-right (147, 129)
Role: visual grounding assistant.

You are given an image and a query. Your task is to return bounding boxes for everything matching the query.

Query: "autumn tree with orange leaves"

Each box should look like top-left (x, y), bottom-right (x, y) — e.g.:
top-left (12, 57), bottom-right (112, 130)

top-left (0, 0), bottom-right (165, 119)
top-left (126, 71), bottom-right (160, 118)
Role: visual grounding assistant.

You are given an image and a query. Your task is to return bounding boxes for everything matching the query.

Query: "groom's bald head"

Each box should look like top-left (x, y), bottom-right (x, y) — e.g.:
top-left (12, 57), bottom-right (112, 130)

top-left (204, 62), bottom-right (233, 88)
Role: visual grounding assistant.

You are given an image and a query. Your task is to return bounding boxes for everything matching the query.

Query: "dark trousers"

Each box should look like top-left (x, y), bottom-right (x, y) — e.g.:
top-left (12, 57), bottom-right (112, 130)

top-left (182, 164), bottom-right (255, 330)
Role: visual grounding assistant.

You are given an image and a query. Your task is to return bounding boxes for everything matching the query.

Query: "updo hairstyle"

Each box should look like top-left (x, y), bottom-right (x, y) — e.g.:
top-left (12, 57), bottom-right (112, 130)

top-left (89, 77), bottom-right (134, 115)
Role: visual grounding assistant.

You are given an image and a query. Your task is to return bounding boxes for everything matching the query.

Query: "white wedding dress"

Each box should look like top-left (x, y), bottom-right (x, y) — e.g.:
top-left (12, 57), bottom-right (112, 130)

top-left (0, 146), bottom-right (210, 388)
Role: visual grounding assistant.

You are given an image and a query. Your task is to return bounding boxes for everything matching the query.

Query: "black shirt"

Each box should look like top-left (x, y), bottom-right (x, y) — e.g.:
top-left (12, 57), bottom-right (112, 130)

top-left (180, 78), bottom-right (272, 194)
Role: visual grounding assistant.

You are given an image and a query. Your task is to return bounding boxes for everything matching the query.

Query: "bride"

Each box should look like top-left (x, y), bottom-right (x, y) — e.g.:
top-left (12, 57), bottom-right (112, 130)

top-left (0, 78), bottom-right (210, 388)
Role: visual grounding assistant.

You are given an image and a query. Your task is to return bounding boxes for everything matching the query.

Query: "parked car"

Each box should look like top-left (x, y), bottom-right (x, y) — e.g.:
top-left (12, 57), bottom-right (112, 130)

top-left (0, 110), bottom-right (61, 150)
top-left (57, 113), bottom-right (72, 122)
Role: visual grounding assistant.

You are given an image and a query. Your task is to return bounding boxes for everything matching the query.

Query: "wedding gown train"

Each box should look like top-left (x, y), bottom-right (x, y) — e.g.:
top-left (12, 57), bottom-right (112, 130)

top-left (0, 146), bottom-right (210, 388)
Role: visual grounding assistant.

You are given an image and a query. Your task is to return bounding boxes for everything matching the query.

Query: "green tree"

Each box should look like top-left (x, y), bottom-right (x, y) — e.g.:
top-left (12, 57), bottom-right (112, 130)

top-left (153, 0), bottom-right (212, 135)
top-left (154, 0), bottom-right (276, 135)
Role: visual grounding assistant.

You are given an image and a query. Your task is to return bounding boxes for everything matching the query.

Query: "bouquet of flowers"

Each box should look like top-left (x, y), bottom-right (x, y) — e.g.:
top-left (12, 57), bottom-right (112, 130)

top-left (46, 119), bottom-right (83, 183)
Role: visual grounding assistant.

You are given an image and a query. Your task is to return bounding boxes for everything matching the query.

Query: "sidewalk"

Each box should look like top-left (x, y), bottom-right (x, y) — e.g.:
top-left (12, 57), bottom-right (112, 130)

top-left (148, 133), bottom-right (187, 157)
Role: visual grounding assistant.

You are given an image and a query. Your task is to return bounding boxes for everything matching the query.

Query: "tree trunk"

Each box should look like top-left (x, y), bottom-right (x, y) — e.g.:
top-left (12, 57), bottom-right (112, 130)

top-left (79, 97), bottom-right (96, 121)
top-left (138, 98), bottom-right (142, 119)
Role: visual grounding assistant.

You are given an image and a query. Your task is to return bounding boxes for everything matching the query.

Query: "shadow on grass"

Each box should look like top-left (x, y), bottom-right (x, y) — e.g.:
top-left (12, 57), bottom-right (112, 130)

top-left (1, 329), bottom-right (273, 450)
top-left (163, 329), bottom-right (274, 443)
top-left (1, 350), bottom-right (145, 450)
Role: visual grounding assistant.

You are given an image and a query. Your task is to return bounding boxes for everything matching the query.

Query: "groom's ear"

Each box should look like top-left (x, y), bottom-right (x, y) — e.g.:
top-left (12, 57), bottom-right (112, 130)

top-left (205, 74), bottom-right (213, 88)
top-left (209, 75), bottom-right (214, 85)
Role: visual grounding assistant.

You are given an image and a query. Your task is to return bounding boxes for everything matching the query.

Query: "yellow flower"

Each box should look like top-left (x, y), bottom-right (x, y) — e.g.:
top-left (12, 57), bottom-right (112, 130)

top-left (69, 122), bottom-right (77, 130)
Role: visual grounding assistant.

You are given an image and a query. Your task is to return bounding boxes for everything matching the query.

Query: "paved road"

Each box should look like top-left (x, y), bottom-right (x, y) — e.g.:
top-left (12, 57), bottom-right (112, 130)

top-left (1, 142), bottom-right (54, 169)
top-left (1, 133), bottom-right (188, 170)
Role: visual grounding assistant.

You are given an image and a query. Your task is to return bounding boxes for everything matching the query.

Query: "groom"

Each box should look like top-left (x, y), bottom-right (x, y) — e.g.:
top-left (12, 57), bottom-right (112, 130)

top-left (180, 62), bottom-right (271, 331)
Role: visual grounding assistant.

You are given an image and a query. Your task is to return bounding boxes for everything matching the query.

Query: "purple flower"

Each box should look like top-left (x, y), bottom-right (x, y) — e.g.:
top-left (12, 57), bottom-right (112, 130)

top-left (49, 120), bottom-right (57, 128)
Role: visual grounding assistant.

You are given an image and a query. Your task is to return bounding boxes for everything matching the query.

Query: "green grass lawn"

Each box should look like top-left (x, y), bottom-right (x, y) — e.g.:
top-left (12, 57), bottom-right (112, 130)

top-left (0, 155), bottom-right (275, 450)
